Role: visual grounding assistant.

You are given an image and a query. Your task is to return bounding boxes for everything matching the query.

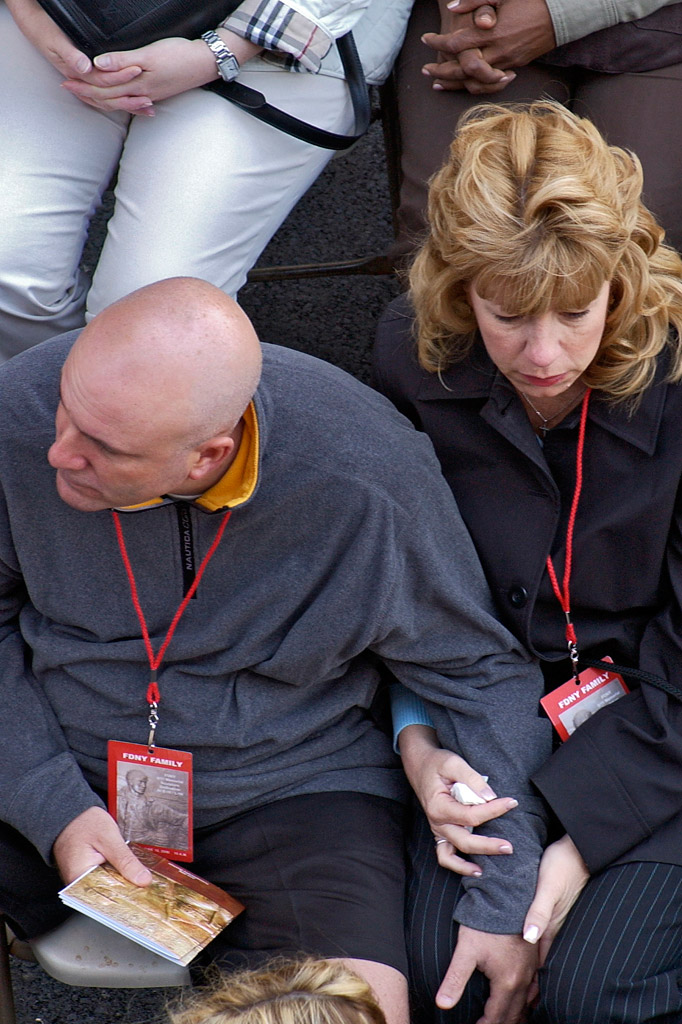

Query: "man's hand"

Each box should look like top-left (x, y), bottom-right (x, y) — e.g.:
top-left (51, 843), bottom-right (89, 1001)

top-left (399, 726), bottom-right (519, 876)
top-left (430, 0), bottom-right (513, 93)
top-left (52, 806), bottom-right (153, 886)
top-left (426, 0), bottom-right (556, 73)
top-left (437, 926), bottom-right (537, 1024)
top-left (446, 0), bottom-right (499, 27)
top-left (424, 0), bottom-right (555, 93)
top-left (62, 32), bottom-right (262, 115)
top-left (522, 835), bottom-right (590, 966)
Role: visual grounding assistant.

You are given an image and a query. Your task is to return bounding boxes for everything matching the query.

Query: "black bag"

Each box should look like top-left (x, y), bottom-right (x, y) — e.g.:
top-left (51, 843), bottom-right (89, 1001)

top-left (35, 0), bottom-right (371, 149)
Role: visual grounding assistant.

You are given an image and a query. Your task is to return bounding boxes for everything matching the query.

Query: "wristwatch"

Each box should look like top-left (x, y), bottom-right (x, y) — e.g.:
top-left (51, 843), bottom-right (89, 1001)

top-left (201, 29), bottom-right (240, 83)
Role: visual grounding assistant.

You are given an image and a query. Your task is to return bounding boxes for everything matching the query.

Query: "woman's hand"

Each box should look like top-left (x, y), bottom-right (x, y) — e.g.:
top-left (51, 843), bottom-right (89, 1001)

top-left (61, 31), bottom-right (262, 115)
top-left (5, 0), bottom-right (144, 95)
top-left (522, 835), bottom-right (590, 965)
top-left (399, 725), bottom-right (519, 876)
top-left (7, 0), bottom-right (262, 115)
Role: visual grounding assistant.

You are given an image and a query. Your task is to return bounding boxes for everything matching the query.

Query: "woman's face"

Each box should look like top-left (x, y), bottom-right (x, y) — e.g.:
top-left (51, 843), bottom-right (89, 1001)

top-left (468, 280), bottom-right (611, 399)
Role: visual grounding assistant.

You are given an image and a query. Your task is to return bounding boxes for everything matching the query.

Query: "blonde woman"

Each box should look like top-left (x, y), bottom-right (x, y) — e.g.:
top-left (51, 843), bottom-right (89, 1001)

top-left (169, 958), bottom-right (386, 1024)
top-left (375, 101), bottom-right (682, 1024)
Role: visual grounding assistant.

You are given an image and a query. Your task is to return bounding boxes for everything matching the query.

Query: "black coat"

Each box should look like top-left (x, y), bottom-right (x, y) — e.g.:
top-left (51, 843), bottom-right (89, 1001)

top-left (375, 294), bottom-right (682, 873)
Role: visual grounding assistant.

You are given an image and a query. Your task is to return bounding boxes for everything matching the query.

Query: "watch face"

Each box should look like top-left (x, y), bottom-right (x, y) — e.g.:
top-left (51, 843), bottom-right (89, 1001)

top-left (219, 55), bottom-right (240, 82)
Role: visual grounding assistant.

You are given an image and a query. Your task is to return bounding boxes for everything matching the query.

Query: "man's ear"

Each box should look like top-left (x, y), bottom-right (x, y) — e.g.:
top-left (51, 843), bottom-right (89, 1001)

top-left (186, 434), bottom-right (236, 483)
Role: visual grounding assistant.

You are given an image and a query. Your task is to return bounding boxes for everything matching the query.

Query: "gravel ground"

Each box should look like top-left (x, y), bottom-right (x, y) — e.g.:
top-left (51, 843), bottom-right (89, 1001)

top-left (8, 112), bottom-right (402, 1024)
top-left (239, 116), bottom-right (402, 384)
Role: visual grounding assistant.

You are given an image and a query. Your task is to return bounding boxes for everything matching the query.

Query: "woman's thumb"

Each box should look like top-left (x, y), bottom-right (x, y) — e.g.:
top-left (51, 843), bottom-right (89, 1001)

top-left (523, 892), bottom-right (553, 945)
top-left (68, 50), bottom-right (92, 74)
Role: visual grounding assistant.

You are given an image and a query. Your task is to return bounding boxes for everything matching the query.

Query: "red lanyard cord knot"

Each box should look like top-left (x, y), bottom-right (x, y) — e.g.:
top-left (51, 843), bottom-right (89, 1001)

top-left (545, 389), bottom-right (591, 680)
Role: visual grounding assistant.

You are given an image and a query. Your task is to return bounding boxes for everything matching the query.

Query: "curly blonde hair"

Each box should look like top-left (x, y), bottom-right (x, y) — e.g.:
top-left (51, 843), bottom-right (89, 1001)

top-left (168, 959), bottom-right (386, 1024)
top-left (410, 101), bottom-right (682, 402)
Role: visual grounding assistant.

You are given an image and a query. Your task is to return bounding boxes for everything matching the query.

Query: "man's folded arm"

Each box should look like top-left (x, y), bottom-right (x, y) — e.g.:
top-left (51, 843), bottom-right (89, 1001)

top-left (372, 487), bottom-right (552, 934)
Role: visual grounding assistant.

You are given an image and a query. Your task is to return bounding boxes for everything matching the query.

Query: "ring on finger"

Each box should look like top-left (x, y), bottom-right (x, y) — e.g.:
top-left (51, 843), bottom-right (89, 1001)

top-left (434, 837), bottom-right (449, 847)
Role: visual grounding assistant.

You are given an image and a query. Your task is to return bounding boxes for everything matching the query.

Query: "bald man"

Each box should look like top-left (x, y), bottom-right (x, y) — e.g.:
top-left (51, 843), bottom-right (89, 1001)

top-left (0, 279), bottom-right (549, 1023)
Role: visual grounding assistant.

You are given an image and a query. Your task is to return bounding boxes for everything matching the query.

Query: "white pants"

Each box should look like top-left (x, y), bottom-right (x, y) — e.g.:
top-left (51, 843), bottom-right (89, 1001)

top-left (0, 3), bottom-right (352, 359)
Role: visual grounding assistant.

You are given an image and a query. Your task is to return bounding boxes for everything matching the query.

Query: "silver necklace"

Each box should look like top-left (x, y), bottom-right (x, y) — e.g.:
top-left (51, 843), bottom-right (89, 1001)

top-left (519, 387), bottom-right (586, 439)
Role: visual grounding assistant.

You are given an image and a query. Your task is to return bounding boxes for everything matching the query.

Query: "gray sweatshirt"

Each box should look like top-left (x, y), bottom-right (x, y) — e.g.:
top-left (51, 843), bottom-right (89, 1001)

top-left (0, 333), bottom-right (551, 933)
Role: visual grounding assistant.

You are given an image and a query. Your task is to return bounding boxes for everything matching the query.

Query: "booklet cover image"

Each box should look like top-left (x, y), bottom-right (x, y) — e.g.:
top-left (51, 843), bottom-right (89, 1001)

top-left (59, 844), bottom-right (244, 965)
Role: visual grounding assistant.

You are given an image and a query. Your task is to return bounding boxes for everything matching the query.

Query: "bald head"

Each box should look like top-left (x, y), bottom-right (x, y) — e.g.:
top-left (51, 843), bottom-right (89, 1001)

top-left (74, 278), bottom-right (262, 443)
top-left (48, 279), bottom-right (263, 512)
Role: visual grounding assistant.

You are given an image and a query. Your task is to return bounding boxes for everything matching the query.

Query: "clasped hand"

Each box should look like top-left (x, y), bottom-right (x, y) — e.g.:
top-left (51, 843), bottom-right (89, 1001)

top-left (7, 0), bottom-right (260, 115)
top-left (422, 0), bottom-right (556, 95)
top-left (61, 37), bottom-right (225, 115)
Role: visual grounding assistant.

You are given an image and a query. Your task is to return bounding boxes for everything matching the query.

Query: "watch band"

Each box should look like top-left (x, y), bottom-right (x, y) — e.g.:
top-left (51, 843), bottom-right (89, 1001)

top-left (201, 29), bottom-right (240, 83)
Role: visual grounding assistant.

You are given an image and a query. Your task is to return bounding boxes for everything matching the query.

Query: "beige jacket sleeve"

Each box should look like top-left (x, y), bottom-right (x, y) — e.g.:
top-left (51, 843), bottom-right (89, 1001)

top-left (546, 0), bottom-right (681, 47)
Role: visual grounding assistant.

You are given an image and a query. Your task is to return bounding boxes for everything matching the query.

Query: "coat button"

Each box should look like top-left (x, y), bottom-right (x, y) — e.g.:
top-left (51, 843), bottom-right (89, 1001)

top-left (508, 585), bottom-right (528, 608)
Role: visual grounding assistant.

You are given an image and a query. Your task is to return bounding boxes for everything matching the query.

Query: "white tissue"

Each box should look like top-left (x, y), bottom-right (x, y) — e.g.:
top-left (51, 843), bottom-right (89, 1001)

top-left (450, 776), bottom-right (490, 805)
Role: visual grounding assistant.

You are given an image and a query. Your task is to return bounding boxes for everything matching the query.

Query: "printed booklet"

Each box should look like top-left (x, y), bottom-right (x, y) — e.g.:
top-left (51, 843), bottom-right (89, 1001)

top-left (59, 844), bottom-right (244, 966)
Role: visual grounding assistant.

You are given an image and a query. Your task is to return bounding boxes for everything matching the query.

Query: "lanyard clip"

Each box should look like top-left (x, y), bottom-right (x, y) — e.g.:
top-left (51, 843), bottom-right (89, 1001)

top-left (147, 700), bottom-right (159, 753)
top-left (567, 637), bottom-right (581, 684)
top-left (565, 614), bottom-right (580, 683)
top-left (147, 701), bottom-right (159, 753)
top-left (568, 639), bottom-right (580, 677)
top-left (147, 669), bottom-right (160, 753)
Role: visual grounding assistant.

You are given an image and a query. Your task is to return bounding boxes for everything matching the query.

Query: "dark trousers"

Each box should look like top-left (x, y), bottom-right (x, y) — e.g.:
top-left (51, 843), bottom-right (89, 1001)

top-left (407, 807), bottom-right (682, 1024)
top-left (392, 0), bottom-right (682, 269)
top-left (0, 793), bottom-right (407, 975)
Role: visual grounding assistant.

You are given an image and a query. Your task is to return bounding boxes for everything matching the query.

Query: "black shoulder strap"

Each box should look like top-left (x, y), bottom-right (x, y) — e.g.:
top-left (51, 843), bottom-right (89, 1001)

top-left (579, 657), bottom-right (682, 702)
top-left (204, 32), bottom-right (371, 151)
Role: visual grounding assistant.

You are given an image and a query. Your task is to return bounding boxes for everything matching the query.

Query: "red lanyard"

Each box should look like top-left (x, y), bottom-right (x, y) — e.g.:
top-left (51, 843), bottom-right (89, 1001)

top-left (112, 508), bottom-right (232, 749)
top-left (544, 389), bottom-right (591, 681)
